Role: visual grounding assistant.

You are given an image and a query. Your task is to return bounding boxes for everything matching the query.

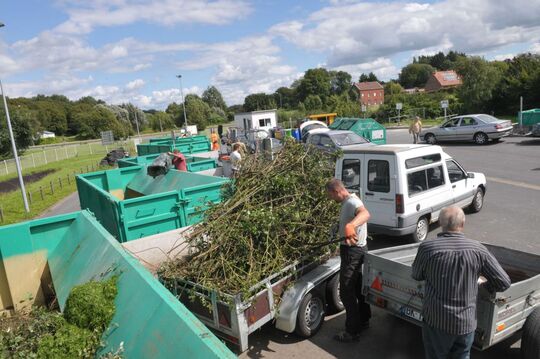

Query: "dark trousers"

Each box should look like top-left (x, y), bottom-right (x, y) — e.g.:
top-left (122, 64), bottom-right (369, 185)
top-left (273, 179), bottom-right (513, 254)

top-left (339, 245), bottom-right (371, 335)
top-left (412, 133), bottom-right (420, 144)
top-left (422, 324), bottom-right (475, 359)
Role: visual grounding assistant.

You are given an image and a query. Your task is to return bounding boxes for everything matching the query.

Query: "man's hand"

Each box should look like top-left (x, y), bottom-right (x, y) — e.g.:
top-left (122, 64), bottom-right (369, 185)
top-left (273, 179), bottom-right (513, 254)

top-left (345, 223), bottom-right (357, 246)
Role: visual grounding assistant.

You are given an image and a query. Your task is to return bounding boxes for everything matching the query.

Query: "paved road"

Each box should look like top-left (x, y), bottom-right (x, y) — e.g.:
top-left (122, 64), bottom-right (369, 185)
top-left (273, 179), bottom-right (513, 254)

top-left (239, 131), bottom-right (540, 359)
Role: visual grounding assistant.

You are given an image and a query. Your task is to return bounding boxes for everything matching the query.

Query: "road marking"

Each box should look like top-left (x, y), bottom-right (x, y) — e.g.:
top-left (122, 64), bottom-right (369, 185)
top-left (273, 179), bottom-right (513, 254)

top-left (487, 177), bottom-right (540, 191)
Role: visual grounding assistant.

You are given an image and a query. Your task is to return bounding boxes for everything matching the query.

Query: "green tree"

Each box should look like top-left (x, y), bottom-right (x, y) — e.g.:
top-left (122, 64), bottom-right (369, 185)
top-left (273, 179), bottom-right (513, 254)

top-left (177, 94), bottom-right (211, 130)
top-left (36, 100), bottom-right (68, 135)
top-left (359, 72), bottom-right (378, 82)
top-left (399, 63), bottom-right (435, 88)
top-left (296, 68), bottom-right (331, 103)
top-left (148, 112), bottom-right (175, 131)
top-left (202, 86), bottom-right (227, 111)
top-left (243, 93), bottom-right (276, 112)
top-left (329, 70), bottom-right (352, 95)
top-left (304, 95), bottom-right (323, 112)
top-left (0, 108), bottom-right (35, 157)
top-left (120, 103), bottom-right (147, 132)
top-left (274, 87), bottom-right (297, 109)
top-left (455, 56), bottom-right (503, 113)
top-left (384, 81), bottom-right (404, 97)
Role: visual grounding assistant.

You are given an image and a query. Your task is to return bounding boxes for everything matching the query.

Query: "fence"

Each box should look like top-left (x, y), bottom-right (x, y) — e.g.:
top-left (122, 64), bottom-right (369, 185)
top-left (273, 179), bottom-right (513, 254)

top-left (0, 140), bottom-right (135, 177)
top-left (0, 161), bottom-right (104, 223)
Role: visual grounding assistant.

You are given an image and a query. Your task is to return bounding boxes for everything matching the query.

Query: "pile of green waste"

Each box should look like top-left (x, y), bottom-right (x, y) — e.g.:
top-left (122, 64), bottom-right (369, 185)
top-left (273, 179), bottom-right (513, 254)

top-left (160, 139), bottom-right (340, 298)
top-left (0, 276), bottom-right (119, 359)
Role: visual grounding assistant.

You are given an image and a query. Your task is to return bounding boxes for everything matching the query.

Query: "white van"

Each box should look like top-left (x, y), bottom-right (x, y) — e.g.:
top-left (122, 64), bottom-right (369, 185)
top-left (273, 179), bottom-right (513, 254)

top-left (335, 144), bottom-right (486, 242)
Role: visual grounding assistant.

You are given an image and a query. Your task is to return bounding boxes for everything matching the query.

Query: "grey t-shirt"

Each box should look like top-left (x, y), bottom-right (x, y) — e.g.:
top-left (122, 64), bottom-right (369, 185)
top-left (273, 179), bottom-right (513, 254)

top-left (338, 194), bottom-right (367, 247)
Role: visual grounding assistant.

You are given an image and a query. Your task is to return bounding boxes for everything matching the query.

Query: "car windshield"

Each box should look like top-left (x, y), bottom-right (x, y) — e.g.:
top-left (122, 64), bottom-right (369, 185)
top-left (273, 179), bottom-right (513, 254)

top-left (476, 114), bottom-right (500, 123)
top-left (331, 132), bottom-right (368, 146)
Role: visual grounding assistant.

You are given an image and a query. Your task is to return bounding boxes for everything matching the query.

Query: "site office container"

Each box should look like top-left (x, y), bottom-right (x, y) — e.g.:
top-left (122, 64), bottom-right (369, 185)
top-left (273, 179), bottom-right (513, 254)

top-left (329, 117), bottom-right (387, 144)
top-left (0, 210), bottom-right (234, 359)
top-left (138, 136), bottom-right (211, 156)
top-left (76, 166), bottom-right (229, 242)
top-left (117, 153), bottom-right (217, 172)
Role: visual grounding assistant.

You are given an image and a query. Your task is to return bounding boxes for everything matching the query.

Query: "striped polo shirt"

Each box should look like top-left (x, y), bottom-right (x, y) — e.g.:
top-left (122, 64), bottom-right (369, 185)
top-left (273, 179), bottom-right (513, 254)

top-left (411, 232), bottom-right (511, 335)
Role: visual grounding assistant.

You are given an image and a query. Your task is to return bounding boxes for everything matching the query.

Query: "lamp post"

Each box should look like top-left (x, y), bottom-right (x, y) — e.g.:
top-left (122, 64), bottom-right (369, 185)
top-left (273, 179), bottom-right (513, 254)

top-left (133, 106), bottom-right (141, 139)
top-left (0, 22), bottom-right (30, 212)
top-left (176, 75), bottom-right (188, 132)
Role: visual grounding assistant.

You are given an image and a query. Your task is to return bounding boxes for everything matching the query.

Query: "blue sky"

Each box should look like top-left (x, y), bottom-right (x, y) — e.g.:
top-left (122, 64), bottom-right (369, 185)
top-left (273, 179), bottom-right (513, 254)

top-left (0, 0), bottom-right (539, 109)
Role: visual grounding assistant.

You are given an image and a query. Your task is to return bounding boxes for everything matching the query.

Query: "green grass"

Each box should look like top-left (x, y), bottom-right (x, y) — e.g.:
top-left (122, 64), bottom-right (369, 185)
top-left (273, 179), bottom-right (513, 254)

top-left (0, 153), bottom-right (109, 225)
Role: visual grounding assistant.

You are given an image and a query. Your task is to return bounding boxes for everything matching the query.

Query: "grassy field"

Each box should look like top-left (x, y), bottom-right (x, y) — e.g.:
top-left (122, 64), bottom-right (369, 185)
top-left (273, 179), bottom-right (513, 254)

top-left (0, 153), bottom-right (109, 225)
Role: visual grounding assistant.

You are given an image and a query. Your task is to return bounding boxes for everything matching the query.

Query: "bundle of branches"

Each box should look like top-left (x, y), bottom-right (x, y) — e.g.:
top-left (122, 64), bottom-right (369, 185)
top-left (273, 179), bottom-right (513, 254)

top-left (160, 140), bottom-right (340, 297)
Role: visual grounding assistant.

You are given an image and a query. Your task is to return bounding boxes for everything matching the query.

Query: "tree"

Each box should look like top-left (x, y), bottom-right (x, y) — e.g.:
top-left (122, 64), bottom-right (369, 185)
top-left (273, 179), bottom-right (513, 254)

top-left (243, 93), bottom-right (276, 112)
top-left (359, 72), bottom-right (378, 82)
top-left (177, 94), bottom-right (211, 130)
top-left (399, 63), bottom-right (436, 88)
top-left (120, 103), bottom-right (147, 132)
top-left (36, 100), bottom-right (68, 135)
top-left (274, 87), bottom-right (297, 109)
top-left (329, 70), bottom-right (352, 95)
top-left (148, 112), bottom-right (174, 131)
top-left (384, 81), bottom-right (404, 96)
top-left (455, 56), bottom-right (503, 113)
top-left (296, 68), bottom-right (331, 103)
top-left (0, 108), bottom-right (35, 157)
top-left (202, 86), bottom-right (227, 111)
top-left (304, 95), bottom-right (323, 112)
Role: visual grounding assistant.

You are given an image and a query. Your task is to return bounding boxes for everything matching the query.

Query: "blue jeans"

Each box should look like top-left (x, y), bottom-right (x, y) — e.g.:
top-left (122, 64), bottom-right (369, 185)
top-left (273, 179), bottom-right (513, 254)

top-left (422, 324), bottom-right (475, 359)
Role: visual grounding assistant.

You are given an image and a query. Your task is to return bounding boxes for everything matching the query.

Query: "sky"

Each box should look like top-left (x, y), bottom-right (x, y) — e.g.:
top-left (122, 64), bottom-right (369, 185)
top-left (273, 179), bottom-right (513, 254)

top-left (0, 0), bottom-right (539, 109)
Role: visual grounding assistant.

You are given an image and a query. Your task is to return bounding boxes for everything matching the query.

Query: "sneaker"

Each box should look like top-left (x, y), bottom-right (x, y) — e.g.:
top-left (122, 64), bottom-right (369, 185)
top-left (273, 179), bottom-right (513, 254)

top-left (333, 331), bottom-right (360, 343)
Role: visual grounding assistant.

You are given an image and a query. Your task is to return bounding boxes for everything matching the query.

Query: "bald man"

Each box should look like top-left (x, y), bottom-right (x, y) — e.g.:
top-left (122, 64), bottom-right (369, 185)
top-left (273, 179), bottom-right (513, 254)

top-left (412, 206), bottom-right (510, 359)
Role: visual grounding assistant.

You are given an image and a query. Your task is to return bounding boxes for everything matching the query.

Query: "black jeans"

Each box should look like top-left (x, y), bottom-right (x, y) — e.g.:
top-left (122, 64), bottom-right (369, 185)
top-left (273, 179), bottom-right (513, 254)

top-left (340, 245), bottom-right (371, 335)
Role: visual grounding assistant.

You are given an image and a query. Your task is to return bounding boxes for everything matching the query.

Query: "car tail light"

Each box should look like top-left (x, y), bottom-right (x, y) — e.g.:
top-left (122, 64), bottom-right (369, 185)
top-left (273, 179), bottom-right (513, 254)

top-left (396, 194), bottom-right (404, 214)
top-left (495, 124), bottom-right (503, 129)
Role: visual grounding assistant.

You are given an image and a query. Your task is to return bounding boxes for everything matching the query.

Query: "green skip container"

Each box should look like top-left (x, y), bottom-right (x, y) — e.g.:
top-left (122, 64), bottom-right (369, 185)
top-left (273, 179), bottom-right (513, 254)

top-left (138, 136), bottom-right (211, 155)
top-left (117, 153), bottom-right (217, 172)
top-left (0, 210), bottom-right (234, 358)
top-left (76, 166), bottom-right (229, 242)
top-left (329, 117), bottom-right (387, 144)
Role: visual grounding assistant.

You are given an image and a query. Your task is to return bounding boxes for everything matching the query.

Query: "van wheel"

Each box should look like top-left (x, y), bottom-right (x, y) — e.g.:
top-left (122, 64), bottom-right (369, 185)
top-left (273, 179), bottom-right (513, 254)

top-left (474, 132), bottom-right (488, 145)
top-left (411, 216), bottom-right (429, 243)
top-left (521, 307), bottom-right (540, 359)
top-left (326, 274), bottom-right (344, 314)
top-left (424, 133), bottom-right (436, 144)
top-left (295, 291), bottom-right (325, 338)
top-left (469, 188), bottom-right (484, 213)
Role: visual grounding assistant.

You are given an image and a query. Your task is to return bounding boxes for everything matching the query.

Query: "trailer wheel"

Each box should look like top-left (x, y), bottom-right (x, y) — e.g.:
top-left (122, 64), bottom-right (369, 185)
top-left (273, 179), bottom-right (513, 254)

top-left (522, 307), bottom-right (540, 359)
top-left (326, 274), bottom-right (344, 314)
top-left (295, 291), bottom-right (325, 338)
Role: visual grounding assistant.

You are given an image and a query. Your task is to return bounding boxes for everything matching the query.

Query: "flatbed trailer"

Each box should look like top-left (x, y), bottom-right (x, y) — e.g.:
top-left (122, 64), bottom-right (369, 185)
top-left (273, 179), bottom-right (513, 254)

top-left (362, 243), bottom-right (540, 359)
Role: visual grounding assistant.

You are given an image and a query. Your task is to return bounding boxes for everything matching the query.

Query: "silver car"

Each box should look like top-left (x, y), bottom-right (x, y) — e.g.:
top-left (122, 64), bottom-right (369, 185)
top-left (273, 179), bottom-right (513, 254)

top-left (420, 114), bottom-right (513, 145)
top-left (305, 130), bottom-right (371, 152)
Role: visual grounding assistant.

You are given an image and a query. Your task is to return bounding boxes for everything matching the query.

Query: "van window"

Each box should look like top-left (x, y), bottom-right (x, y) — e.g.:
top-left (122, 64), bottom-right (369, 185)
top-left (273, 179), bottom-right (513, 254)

top-left (405, 154), bottom-right (441, 169)
top-left (368, 160), bottom-right (390, 192)
top-left (408, 165), bottom-right (445, 196)
top-left (342, 159), bottom-right (360, 190)
top-left (446, 160), bottom-right (467, 183)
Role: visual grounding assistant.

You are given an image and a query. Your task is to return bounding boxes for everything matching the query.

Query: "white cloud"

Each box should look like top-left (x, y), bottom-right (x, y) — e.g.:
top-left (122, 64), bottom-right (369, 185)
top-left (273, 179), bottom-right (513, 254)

top-left (125, 79), bottom-right (145, 90)
top-left (333, 57), bottom-right (400, 81)
top-left (55, 0), bottom-right (252, 34)
top-left (271, 0), bottom-right (540, 67)
top-left (530, 43), bottom-right (540, 54)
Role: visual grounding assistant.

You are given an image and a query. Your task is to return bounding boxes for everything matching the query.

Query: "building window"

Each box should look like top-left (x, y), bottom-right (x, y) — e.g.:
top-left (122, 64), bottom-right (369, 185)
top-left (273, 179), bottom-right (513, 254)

top-left (368, 93), bottom-right (370, 98)
top-left (259, 118), bottom-right (271, 127)
top-left (373, 92), bottom-right (377, 97)
top-left (361, 93), bottom-right (364, 97)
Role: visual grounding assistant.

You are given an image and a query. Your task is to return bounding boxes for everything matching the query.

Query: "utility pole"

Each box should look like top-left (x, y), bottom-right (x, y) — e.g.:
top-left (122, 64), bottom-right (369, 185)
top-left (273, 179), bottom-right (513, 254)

top-left (0, 22), bottom-right (29, 212)
top-left (176, 75), bottom-right (188, 132)
top-left (133, 107), bottom-right (141, 139)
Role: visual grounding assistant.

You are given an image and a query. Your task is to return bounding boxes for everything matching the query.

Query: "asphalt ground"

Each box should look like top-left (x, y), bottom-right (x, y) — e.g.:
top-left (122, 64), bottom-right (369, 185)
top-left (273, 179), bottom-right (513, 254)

top-left (238, 131), bottom-right (540, 359)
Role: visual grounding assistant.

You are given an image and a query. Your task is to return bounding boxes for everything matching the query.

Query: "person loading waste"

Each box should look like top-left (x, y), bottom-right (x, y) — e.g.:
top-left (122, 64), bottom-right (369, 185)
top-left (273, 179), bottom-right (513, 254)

top-left (210, 129), bottom-right (220, 151)
top-left (168, 149), bottom-right (187, 171)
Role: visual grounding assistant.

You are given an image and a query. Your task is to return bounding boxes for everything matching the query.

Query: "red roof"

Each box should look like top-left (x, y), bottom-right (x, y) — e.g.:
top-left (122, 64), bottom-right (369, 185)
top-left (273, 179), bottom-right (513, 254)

top-left (354, 81), bottom-right (383, 91)
top-left (432, 71), bottom-right (462, 87)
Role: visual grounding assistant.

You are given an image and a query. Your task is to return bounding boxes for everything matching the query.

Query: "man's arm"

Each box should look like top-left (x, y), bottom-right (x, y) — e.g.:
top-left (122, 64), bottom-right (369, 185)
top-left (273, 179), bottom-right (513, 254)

top-left (411, 246), bottom-right (426, 281)
top-left (481, 251), bottom-right (511, 293)
top-left (344, 205), bottom-right (370, 245)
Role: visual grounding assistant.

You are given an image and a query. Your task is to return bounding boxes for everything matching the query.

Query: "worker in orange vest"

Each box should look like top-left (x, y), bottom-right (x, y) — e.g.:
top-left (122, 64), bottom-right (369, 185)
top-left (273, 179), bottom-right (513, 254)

top-left (210, 129), bottom-right (220, 151)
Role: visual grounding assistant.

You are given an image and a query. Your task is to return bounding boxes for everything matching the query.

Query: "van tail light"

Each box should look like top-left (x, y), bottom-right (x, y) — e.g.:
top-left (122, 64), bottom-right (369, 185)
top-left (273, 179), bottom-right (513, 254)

top-left (396, 194), bottom-right (404, 214)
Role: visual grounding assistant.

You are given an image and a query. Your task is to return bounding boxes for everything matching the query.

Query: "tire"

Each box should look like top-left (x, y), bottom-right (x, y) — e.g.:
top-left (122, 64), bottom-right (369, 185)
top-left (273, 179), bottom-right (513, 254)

top-left (411, 216), bottom-right (429, 243)
top-left (474, 132), bottom-right (488, 145)
top-left (295, 291), bottom-right (325, 338)
top-left (424, 133), bottom-right (436, 144)
top-left (521, 307), bottom-right (540, 359)
top-left (469, 188), bottom-right (484, 213)
top-left (326, 274), bottom-right (344, 314)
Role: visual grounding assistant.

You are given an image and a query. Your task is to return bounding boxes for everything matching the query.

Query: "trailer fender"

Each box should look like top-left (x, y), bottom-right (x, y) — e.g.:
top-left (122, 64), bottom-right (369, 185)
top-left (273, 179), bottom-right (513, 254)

top-left (275, 256), bottom-right (341, 333)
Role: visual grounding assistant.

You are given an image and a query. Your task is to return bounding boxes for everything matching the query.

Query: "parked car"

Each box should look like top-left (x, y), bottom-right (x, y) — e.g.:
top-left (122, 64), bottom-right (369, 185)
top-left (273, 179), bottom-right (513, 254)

top-left (530, 123), bottom-right (540, 137)
top-left (299, 120), bottom-right (328, 141)
top-left (305, 130), bottom-right (371, 152)
top-left (335, 144), bottom-right (486, 242)
top-left (420, 114), bottom-right (513, 145)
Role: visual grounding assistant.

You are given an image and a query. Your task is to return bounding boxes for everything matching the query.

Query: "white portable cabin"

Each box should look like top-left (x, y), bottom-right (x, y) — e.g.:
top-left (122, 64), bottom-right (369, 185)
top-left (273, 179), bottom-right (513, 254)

top-left (234, 109), bottom-right (277, 131)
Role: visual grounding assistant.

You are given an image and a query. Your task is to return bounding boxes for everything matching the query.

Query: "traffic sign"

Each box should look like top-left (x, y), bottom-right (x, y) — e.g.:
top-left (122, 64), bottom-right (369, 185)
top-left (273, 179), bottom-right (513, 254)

top-left (101, 130), bottom-right (114, 145)
top-left (361, 104), bottom-right (367, 112)
top-left (440, 100), bottom-right (449, 109)
top-left (396, 103), bottom-right (402, 110)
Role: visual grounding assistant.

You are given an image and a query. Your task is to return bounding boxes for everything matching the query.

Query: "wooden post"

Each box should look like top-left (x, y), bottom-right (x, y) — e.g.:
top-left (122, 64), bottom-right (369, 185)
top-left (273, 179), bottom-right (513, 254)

top-left (67, 174), bottom-right (71, 185)
top-left (3, 160), bottom-right (7, 175)
top-left (86, 165), bottom-right (89, 172)
top-left (44, 150), bottom-right (48, 164)
top-left (64, 146), bottom-right (68, 158)
top-left (40, 186), bottom-right (44, 200)
top-left (58, 177), bottom-right (62, 189)
top-left (50, 181), bottom-right (54, 194)
top-left (28, 191), bottom-right (33, 204)
top-left (31, 153), bottom-right (36, 168)
top-left (89, 143), bottom-right (93, 154)
top-left (0, 206), bottom-right (3, 223)
top-left (55, 148), bottom-right (58, 161)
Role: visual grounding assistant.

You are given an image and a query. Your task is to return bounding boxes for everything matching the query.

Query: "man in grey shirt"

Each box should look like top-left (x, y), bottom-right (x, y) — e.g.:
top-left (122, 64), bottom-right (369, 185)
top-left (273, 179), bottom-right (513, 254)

top-left (412, 206), bottom-right (510, 359)
top-left (326, 179), bottom-right (371, 342)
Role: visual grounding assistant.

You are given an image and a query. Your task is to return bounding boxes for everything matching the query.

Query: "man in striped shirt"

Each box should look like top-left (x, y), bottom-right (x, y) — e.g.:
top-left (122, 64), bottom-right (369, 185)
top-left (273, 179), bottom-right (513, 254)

top-left (412, 206), bottom-right (510, 359)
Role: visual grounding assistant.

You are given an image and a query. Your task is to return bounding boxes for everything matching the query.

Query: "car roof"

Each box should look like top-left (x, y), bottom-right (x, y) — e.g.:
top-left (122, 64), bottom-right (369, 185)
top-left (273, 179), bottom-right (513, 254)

top-left (341, 144), bottom-right (437, 154)
top-left (324, 130), bottom-right (355, 136)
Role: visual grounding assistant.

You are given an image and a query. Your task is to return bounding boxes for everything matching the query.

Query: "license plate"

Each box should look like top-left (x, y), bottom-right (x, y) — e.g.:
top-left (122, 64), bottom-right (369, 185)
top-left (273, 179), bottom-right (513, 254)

top-left (400, 306), bottom-right (423, 321)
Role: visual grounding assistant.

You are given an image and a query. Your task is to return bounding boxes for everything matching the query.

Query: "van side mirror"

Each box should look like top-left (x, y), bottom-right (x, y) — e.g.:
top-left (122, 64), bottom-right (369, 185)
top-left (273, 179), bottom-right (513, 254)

top-left (468, 172), bottom-right (475, 179)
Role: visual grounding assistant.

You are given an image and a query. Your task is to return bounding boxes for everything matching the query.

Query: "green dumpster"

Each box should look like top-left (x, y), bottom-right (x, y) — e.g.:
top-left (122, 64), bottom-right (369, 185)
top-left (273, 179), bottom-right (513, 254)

top-left (137, 138), bottom-right (211, 156)
top-left (0, 210), bottom-right (234, 358)
top-left (519, 109), bottom-right (540, 126)
top-left (118, 153), bottom-right (217, 172)
top-left (76, 166), bottom-right (229, 242)
top-left (329, 117), bottom-right (387, 144)
top-left (149, 135), bottom-right (209, 144)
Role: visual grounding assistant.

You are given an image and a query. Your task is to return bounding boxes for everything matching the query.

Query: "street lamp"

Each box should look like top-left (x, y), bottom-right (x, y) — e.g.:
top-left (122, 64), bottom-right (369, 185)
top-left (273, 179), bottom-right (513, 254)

top-left (176, 75), bottom-right (188, 132)
top-left (0, 23), bottom-right (30, 212)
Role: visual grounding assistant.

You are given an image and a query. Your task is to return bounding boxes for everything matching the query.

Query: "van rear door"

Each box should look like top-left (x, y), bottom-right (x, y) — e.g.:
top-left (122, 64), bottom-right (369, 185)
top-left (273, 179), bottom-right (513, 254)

top-left (363, 155), bottom-right (397, 228)
top-left (337, 154), bottom-right (364, 199)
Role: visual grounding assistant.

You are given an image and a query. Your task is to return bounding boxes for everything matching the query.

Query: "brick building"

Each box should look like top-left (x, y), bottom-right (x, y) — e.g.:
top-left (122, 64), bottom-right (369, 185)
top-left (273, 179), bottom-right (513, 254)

top-left (354, 81), bottom-right (384, 107)
top-left (424, 70), bottom-right (462, 92)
